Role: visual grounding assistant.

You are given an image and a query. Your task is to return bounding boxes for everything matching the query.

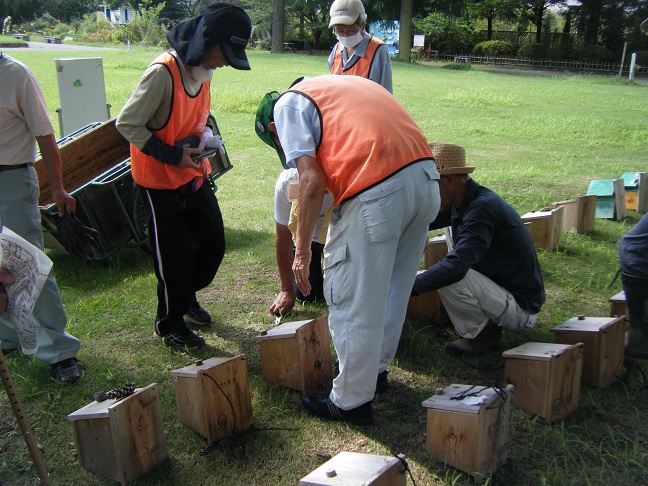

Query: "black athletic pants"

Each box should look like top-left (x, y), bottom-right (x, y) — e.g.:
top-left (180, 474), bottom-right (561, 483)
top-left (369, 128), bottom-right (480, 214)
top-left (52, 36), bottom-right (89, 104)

top-left (142, 182), bottom-right (225, 335)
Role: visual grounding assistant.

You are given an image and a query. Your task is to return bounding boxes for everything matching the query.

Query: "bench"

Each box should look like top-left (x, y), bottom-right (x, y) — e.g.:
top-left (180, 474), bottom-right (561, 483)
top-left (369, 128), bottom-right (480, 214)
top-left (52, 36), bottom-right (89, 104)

top-left (43, 35), bottom-right (62, 44)
top-left (453, 55), bottom-right (470, 63)
top-left (12, 33), bottom-right (30, 41)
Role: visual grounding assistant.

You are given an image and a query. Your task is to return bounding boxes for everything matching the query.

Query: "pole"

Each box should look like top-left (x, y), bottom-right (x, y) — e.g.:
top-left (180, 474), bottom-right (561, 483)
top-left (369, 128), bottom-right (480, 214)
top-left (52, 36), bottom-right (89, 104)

top-left (0, 349), bottom-right (51, 485)
top-left (629, 52), bottom-right (637, 81)
top-left (618, 42), bottom-right (628, 79)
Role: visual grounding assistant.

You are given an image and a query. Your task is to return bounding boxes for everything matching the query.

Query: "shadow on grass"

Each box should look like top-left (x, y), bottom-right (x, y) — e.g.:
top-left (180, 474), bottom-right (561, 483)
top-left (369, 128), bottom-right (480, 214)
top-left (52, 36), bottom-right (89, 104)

top-left (49, 226), bottom-right (275, 294)
top-left (224, 227), bottom-right (274, 253)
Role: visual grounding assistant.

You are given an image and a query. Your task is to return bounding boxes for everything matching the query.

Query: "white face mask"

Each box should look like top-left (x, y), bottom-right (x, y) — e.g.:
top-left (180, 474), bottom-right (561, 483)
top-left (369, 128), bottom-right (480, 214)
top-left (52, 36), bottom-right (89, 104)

top-left (337, 31), bottom-right (363, 49)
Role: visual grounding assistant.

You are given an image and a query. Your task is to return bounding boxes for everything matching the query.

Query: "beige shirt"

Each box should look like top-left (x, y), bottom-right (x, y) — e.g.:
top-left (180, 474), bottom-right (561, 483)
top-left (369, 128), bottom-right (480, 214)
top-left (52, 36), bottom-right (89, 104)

top-left (116, 51), bottom-right (211, 150)
top-left (0, 53), bottom-right (55, 165)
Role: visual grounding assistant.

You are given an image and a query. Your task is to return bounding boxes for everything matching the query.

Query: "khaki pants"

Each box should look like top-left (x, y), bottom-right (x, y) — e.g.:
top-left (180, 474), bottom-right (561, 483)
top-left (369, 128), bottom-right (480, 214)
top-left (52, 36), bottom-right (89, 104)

top-left (325, 161), bottom-right (440, 410)
top-left (439, 269), bottom-right (537, 339)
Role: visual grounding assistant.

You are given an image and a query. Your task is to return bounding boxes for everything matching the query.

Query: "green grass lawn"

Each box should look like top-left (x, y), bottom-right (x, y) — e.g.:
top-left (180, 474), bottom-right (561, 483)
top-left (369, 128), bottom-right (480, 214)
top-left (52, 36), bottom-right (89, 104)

top-left (1, 47), bottom-right (647, 485)
top-left (0, 34), bottom-right (28, 47)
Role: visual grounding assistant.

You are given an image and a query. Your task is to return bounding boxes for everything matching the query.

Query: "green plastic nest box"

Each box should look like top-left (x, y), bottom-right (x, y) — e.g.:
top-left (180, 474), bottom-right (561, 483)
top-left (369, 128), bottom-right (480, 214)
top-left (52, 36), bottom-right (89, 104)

top-left (587, 179), bottom-right (617, 219)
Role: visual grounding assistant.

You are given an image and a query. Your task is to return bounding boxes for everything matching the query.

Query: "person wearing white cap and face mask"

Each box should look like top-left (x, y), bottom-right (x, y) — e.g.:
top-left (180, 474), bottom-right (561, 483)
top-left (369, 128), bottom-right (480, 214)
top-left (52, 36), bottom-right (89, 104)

top-left (117, 3), bottom-right (252, 350)
top-left (327, 0), bottom-right (393, 93)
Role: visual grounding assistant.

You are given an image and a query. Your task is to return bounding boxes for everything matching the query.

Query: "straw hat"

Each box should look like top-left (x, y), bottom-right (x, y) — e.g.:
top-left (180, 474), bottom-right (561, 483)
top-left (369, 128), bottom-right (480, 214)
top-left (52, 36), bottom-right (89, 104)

top-left (429, 142), bottom-right (475, 175)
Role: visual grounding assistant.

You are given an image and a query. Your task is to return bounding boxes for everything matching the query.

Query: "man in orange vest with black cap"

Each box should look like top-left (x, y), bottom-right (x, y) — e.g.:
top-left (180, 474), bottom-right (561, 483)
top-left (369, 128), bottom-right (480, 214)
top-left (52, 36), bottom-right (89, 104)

top-left (117, 3), bottom-right (252, 350)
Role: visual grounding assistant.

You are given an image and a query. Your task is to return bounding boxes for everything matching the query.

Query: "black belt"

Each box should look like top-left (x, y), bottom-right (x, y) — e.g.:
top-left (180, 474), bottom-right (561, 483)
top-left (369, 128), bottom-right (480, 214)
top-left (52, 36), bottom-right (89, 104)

top-left (0, 163), bottom-right (33, 172)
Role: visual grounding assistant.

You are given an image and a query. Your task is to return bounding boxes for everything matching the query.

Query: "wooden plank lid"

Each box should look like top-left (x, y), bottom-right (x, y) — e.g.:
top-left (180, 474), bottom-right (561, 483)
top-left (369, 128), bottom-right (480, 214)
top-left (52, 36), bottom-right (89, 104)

top-left (502, 342), bottom-right (583, 360)
top-left (255, 319), bottom-right (315, 341)
top-left (67, 384), bottom-right (157, 421)
top-left (169, 356), bottom-right (244, 378)
top-left (551, 316), bottom-right (624, 334)
top-left (422, 383), bottom-right (513, 413)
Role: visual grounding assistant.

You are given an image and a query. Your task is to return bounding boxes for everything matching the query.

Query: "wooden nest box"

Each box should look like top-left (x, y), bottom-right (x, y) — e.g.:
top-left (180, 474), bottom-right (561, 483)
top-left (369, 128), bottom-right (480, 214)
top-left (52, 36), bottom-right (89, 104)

top-left (299, 451), bottom-right (407, 485)
top-left (503, 342), bottom-right (583, 422)
top-left (67, 384), bottom-right (167, 485)
top-left (421, 383), bottom-right (513, 483)
top-left (256, 317), bottom-right (332, 394)
top-left (551, 315), bottom-right (625, 388)
top-left (169, 355), bottom-right (253, 444)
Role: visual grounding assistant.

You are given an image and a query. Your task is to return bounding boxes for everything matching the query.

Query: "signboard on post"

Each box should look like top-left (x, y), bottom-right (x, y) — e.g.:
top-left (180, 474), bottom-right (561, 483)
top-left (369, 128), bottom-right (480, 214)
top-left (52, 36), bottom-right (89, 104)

top-left (55, 57), bottom-right (110, 137)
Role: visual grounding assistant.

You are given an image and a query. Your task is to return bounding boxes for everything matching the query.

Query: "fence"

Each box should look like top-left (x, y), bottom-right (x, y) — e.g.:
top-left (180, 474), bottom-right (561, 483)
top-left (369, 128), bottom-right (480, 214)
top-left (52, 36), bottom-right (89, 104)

top-left (474, 30), bottom-right (585, 50)
top-left (420, 51), bottom-right (644, 76)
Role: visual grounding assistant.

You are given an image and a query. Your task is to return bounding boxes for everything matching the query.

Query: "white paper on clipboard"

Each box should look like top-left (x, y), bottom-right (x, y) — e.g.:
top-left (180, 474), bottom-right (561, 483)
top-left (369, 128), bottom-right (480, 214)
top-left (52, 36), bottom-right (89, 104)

top-left (0, 227), bottom-right (53, 354)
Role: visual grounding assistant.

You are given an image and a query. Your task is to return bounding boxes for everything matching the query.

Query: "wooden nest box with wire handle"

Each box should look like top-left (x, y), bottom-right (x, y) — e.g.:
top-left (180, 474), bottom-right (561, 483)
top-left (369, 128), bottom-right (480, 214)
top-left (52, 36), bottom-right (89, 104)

top-left (421, 383), bottom-right (514, 484)
top-left (67, 383), bottom-right (167, 485)
top-left (169, 355), bottom-right (253, 445)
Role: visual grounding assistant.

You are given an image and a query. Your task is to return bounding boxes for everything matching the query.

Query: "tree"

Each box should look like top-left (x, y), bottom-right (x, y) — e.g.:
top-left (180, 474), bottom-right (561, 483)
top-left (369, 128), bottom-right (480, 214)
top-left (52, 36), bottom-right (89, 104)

top-left (271, 0), bottom-right (285, 52)
top-left (521, 0), bottom-right (560, 43)
top-left (568, 0), bottom-right (647, 51)
top-left (0, 0), bottom-right (42, 25)
top-left (56, 0), bottom-right (92, 23)
top-left (173, 0), bottom-right (213, 18)
top-left (413, 12), bottom-right (474, 52)
top-left (121, 1), bottom-right (167, 46)
top-left (287, 0), bottom-right (331, 50)
top-left (469, 0), bottom-right (518, 40)
top-left (398, 0), bottom-right (414, 62)
top-left (417, 0), bottom-right (467, 18)
top-left (569, 0), bottom-right (636, 47)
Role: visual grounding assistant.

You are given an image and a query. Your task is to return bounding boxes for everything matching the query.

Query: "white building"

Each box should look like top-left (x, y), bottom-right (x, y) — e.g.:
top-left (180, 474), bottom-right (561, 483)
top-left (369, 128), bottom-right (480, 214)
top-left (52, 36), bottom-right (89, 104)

top-left (97, 4), bottom-right (135, 25)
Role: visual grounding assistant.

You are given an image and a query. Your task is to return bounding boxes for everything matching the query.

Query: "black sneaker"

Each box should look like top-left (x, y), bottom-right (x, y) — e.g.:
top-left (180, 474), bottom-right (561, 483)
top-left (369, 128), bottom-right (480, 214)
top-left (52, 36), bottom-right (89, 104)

top-left (51, 357), bottom-right (84, 384)
top-left (184, 303), bottom-right (212, 326)
top-left (301, 394), bottom-right (373, 425)
top-left (153, 326), bottom-right (205, 349)
top-left (375, 370), bottom-right (389, 393)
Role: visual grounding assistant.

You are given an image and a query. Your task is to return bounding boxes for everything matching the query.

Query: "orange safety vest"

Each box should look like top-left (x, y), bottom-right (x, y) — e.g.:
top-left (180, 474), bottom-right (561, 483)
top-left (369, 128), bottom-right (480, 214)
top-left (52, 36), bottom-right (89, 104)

top-left (130, 52), bottom-right (211, 190)
top-left (289, 75), bottom-right (433, 206)
top-left (330, 36), bottom-right (384, 78)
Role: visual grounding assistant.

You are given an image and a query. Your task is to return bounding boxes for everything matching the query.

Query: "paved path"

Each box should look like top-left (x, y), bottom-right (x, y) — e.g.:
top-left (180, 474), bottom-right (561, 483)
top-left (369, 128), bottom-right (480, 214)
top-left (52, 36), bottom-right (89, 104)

top-left (2, 41), bottom-right (118, 51)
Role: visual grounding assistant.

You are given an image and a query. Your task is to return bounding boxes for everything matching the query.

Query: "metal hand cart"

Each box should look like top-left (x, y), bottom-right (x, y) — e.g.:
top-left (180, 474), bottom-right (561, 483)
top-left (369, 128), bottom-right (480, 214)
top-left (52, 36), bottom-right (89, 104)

top-left (38, 118), bottom-right (232, 265)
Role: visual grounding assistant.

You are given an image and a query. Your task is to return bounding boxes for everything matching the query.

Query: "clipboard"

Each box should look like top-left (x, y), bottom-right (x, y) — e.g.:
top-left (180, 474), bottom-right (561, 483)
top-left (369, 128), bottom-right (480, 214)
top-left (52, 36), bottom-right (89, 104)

top-left (191, 148), bottom-right (220, 161)
top-left (176, 117), bottom-right (233, 185)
